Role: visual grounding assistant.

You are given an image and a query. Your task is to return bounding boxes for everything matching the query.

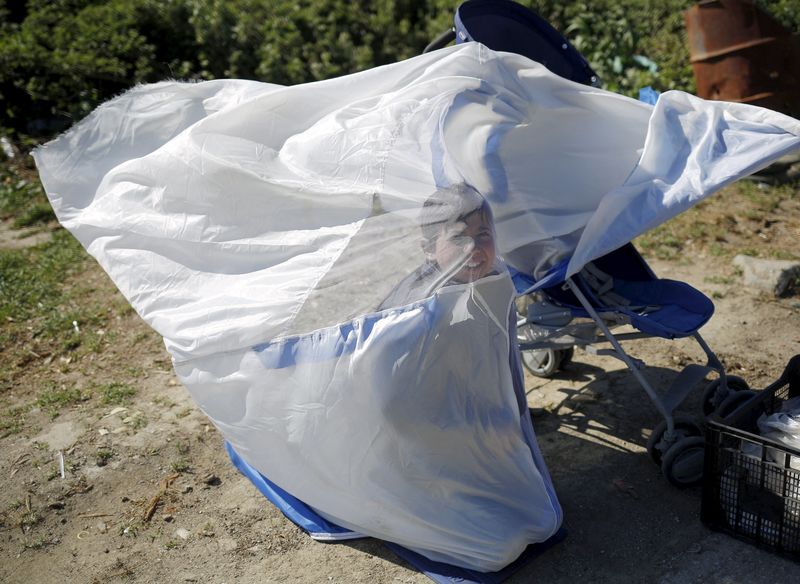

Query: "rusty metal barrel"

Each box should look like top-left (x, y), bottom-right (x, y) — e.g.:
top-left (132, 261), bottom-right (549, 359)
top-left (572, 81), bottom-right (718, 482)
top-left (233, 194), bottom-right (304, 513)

top-left (685, 0), bottom-right (800, 116)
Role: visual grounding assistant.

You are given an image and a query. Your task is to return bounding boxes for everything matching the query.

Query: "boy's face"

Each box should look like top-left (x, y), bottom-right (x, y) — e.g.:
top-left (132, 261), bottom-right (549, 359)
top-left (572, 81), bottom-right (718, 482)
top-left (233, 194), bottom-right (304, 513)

top-left (433, 211), bottom-right (496, 283)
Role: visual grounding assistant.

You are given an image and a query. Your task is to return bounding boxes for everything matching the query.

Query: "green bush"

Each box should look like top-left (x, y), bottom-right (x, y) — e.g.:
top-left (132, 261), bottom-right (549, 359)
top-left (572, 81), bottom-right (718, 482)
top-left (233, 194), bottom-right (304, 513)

top-left (756, 0), bottom-right (800, 31)
top-left (1, 0), bottom-right (798, 141)
top-left (1, 1), bottom-right (156, 134)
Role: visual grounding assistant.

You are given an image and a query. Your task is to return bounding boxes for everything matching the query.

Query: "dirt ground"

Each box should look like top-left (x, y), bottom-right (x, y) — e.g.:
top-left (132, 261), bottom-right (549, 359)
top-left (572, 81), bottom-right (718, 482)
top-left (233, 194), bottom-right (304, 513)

top-left (1, 182), bottom-right (799, 583)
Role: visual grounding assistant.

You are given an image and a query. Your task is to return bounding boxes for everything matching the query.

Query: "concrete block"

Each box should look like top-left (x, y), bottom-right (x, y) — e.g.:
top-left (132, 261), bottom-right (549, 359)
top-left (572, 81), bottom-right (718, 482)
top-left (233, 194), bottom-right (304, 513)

top-left (733, 255), bottom-right (800, 297)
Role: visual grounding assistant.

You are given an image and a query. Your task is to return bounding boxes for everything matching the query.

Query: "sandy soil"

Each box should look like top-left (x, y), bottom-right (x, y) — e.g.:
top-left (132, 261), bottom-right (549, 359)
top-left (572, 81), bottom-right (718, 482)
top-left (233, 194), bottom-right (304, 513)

top-left (2, 206), bottom-right (799, 583)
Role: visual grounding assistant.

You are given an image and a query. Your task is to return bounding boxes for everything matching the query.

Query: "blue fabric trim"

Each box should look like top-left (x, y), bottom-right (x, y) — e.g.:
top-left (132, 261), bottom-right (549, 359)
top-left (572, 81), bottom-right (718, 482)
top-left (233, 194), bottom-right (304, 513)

top-left (385, 528), bottom-right (567, 584)
top-left (224, 442), bottom-right (360, 539)
top-left (227, 440), bottom-right (566, 582)
top-left (509, 266), bottom-right (535, 295)
top-left (252, 298), bottom-right (436, 370)
top-left (508, 260), bottom-right (569, 295)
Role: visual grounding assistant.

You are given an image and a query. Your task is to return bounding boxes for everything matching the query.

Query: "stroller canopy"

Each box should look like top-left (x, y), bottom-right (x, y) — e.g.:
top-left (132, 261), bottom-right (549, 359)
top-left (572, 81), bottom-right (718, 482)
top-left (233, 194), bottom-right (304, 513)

top-left (34, 43), bottom-right (800, 571)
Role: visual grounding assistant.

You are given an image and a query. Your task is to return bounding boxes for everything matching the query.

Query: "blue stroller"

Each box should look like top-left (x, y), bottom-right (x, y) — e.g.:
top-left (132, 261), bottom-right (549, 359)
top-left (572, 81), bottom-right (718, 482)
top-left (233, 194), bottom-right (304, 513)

top-left (426, 0), bottom-right (754, 487)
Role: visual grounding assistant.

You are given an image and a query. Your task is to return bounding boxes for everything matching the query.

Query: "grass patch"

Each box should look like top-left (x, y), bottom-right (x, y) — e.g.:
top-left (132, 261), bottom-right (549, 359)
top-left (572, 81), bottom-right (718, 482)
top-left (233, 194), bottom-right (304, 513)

top-left (99, 382), bottom-right (137, 405)
top-left (96, 449), bottom-right (114, 467)
top-left (17, 509), bottom-right (41, 532)
top-left (770, 249), bottom-right (800, 261)
top-left (737, 180), bottom-right (792, 216)
top-left (636, 181), bottom-right (799, 261)
top-left (704, 275), bottom-right (735, 285)
top-left (0, 162), bottom-right (122, 369)
top-left (0, 229), bottom-right (85, 319)
top-left (170, 460), bottom-right (191, 473)
top-left (132, 331), bottom-right (151, 345)
top-left (125, 366), bottom-right (143, 377)
top-left (0, 228), bottom-right (93, 358)
top-left (36, 384), bottom-right (89, 411)
top-left (708, 243), bottom-right (726, 257)
top-left (46, 464), bottom-right (61, 481)
top-left (0, 405), bottom-right (28, 437)
top-left (23, 535), bottom-right (50, 550)
top-left (0, 162), bottom-right (55, 227)
top-left (733, 247), bottom-right (799, 261)
top-left (635, 225), bottom-right (684, 260)
top-left (127, 413), bottom-right (147, 430)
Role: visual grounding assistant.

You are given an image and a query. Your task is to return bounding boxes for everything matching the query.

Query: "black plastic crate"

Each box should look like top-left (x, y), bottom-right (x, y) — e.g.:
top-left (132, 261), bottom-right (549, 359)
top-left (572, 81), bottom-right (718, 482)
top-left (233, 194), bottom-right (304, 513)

top-left (701, 356), bottom-right (800, 560)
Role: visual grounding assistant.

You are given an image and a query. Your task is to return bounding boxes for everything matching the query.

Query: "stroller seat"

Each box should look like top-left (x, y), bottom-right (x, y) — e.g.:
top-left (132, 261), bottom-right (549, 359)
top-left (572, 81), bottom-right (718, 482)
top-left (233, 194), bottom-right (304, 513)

top-left (527, 243), bottom-right (714, 340)
top-left (572, 263), bottom-right (715, 340)
top-left (587, 276), bottom-right (714, 339)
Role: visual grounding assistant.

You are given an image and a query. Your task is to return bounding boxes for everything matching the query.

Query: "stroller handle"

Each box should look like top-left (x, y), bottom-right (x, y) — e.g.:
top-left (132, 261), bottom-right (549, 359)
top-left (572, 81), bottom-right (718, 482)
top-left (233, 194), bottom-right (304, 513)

top-left (423, 28), bottom-right (456, 53)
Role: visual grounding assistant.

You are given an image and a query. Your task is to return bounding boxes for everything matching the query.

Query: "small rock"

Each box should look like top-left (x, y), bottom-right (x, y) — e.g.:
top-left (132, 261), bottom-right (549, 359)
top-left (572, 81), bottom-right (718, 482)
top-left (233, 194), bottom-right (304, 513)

top-left (175, 528), bottom-right (191, 540)
top-left (163, 514), bottom-right (174, 523)
top-left (181, 485), bottom-right (193, 494)
top-left (201, 473), bottom-right (221, 487)
top-left (733, 255), bottom-right (800, 297)
top-left (217, 537), bottom-right (238, 552)
top-left (570, 391), bottom-right (597, 403)
top-left (48, 501), bottom-right (65, 510)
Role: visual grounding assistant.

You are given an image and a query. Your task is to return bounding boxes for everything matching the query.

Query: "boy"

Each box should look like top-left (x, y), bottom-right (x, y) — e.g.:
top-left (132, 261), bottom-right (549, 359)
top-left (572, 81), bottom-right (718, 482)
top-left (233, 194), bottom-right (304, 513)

top-left (379, 183), bottom-right (498, 310)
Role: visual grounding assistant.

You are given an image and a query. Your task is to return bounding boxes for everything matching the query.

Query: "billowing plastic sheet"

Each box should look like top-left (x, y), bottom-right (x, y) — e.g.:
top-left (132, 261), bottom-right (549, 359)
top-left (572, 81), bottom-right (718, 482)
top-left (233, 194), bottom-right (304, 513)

top-left (34, 43), bottom-right (800, 571)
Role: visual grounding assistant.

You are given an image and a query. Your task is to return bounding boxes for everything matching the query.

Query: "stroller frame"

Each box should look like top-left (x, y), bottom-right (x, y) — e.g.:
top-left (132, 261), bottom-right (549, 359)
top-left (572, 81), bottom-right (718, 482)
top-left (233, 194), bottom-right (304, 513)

top-left (513, 243), bottom-right (752, 487)
top-left (428, 0), bottom-right (755, 487)
top-left (515, 243), bottom-right (754, 487)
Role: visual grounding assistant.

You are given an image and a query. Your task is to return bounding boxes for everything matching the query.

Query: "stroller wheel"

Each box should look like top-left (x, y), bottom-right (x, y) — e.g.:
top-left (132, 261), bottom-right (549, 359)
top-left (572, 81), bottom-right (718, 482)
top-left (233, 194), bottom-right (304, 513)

top-left (521, 348), bottom-right (560, 378)
top-left (646, 414), bottom-right (703, 465)
top-left (661, 436), bottom-right (705, 488)
top-left (557, 347), bottom-right (574, 370)
top-left (702, 375), bottom-right (750, 416)
top-left (716, 389), bottom-right (757, 420)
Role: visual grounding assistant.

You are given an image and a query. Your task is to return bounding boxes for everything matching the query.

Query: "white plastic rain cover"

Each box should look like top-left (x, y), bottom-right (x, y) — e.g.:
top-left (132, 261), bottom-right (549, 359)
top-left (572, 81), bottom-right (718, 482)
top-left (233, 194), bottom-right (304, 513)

top-left (34, 43), bottom-right (800, 571)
